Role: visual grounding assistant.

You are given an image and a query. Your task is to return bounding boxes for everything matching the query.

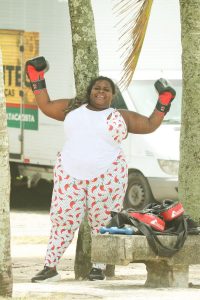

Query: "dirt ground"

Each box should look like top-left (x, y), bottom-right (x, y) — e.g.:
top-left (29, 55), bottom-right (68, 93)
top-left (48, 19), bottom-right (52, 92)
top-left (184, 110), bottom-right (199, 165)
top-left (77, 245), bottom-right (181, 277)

top-left (9, 209), bottom-right (200, 300)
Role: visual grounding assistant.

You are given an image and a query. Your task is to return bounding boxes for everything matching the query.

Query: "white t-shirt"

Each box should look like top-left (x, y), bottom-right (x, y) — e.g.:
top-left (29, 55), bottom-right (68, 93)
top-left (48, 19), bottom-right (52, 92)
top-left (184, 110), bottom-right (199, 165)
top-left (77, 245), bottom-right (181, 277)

top-left (60, 104), bottom-right (127, 180)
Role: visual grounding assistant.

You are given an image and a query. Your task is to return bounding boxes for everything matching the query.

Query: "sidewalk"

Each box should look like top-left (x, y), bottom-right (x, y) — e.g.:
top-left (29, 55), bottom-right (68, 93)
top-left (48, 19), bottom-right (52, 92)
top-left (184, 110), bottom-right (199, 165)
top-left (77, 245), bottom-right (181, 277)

top-left (11, 210), bottom-right (200, 299)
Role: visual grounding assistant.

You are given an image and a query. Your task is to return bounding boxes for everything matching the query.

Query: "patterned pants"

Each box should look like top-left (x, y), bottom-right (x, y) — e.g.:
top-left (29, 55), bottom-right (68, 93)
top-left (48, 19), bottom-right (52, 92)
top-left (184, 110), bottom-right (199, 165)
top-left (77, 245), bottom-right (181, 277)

top-left (45, 152), bottom-right (128, 267)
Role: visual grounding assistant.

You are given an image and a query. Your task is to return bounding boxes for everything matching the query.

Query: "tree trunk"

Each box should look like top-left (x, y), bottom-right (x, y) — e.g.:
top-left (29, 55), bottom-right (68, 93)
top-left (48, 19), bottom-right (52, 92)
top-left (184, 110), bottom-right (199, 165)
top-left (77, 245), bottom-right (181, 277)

top-left (68, 0), bottom-right (115, 279)
top-left (68, 0), bottom-right (99, 100)
top-left (68, 0), bottom-right (98, 281)
top-left (179, 0), bottom-right (200, 223)
top-left (0, 50), bottom-right (13, 296)
top-left (74, 214), bottom-right (92, 280)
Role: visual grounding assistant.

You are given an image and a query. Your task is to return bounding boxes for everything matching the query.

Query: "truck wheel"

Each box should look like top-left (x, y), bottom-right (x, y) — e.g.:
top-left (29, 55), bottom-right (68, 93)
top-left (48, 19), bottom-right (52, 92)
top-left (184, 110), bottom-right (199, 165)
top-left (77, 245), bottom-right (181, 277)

top-left (123, 171), bottom-right (154, 210)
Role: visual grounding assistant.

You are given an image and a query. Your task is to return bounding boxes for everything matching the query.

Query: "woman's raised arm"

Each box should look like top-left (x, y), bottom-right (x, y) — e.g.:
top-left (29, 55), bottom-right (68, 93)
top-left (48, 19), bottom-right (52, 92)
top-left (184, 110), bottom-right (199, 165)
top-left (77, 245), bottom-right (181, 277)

top-left (25, 56), bottom-right (73, 121)
top-left (119, 78), bottom-right (176, 134)
top-left (119, 109), bottom-right (165, 134)
top-left (33, 91), bottom-right (72, 121)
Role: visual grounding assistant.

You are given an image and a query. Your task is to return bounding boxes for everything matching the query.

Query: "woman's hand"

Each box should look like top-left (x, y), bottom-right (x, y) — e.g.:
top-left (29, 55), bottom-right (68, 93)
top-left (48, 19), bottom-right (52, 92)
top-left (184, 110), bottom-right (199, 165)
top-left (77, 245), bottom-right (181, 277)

top-left (155, 78), bottom-right (176, 115)
top-left (26, 56), bottom-right (48, 95)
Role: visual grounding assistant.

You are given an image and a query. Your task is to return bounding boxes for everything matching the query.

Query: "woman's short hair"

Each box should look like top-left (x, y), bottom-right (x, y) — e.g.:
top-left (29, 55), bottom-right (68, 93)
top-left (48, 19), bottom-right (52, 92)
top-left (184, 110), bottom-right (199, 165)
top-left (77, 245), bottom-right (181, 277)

top-left (64, 76), bottom-right (116, 115)
top-left (86, 76), bottom-right (116, 99)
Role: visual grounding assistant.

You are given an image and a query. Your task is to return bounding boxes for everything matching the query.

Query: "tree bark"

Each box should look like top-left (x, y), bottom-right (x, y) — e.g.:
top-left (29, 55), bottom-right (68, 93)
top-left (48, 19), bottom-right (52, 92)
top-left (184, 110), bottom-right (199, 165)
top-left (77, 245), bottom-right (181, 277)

top-left (74, 214), bottom-right (92, 280)
top-left (68, 0), bottom-right (115, 279)
top-left (0, 50), bottom-right (13, 296)
top-left (68, 0), bottom-right (99, 100)
top-left (179, 0), bottom-right (200, 223)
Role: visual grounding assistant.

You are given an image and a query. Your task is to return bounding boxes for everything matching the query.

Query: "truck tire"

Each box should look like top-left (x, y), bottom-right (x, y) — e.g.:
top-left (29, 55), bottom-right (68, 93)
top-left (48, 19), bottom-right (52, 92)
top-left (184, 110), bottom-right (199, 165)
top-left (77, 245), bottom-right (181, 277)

top-left (123, 171), bottom-right (154, 210)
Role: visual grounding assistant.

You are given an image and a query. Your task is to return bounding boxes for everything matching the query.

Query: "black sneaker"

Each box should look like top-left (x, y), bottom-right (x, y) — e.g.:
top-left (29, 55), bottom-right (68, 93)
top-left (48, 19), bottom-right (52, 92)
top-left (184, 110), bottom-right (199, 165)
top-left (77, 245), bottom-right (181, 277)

top-left (31, 266), bottom-right (61, 283)
top-left (88, 268), bottom-right (105, 281)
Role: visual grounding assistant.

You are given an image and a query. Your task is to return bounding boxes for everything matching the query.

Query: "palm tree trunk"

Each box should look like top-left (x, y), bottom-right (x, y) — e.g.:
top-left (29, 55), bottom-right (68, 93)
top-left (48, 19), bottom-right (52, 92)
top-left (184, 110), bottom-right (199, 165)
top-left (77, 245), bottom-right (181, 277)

top-left (179, 0), bottom-right (200, 223)
top-left (68, 0), bottom-right (98, 280)
top-left (0, 50), bottom-right (13, 296)
top-left (68, 0), bottom-right (115, 279)
top-left (68, 0), bottom-right (99, 100)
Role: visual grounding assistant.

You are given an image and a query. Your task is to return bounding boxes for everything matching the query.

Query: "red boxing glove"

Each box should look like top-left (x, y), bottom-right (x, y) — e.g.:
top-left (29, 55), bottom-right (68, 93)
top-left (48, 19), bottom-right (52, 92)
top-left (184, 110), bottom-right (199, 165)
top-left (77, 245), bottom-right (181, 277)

top-left (25, 56), bottom-right (48, 95)
top-left (159, 91), bottom-right (174, 105)
top-left (154, 78), bottom-right (176, 115)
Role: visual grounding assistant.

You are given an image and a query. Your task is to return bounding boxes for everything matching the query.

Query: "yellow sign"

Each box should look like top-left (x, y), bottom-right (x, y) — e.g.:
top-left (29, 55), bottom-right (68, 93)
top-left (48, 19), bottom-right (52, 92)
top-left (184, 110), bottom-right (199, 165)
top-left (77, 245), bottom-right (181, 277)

top-left (0, 29), bottom-right (39, 130)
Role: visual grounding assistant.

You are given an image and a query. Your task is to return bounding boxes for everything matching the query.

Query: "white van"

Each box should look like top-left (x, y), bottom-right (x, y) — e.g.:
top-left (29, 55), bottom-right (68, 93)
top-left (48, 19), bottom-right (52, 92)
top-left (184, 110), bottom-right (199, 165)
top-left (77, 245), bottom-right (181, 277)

top-left (112, 78), bottom-right (181, 209)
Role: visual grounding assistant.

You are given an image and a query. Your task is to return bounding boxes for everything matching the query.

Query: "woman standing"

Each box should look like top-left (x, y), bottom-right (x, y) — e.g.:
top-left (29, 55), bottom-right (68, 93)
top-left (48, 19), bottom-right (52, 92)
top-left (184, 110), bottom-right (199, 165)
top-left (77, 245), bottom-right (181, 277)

top-left (26, 56), bottom-right (176, 282)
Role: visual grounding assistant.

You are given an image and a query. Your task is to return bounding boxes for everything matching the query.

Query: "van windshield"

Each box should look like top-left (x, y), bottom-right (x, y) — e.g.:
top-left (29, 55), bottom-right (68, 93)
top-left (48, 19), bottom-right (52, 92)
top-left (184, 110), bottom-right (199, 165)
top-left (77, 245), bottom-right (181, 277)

top-left (127, 80), bottom-right (182, 124)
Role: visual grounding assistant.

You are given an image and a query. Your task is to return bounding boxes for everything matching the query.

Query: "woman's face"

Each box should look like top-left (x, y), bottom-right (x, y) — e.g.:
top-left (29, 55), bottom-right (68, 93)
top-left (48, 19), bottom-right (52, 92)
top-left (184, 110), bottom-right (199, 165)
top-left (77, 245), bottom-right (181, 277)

top-left (89, 80), bottom-right (114, 110)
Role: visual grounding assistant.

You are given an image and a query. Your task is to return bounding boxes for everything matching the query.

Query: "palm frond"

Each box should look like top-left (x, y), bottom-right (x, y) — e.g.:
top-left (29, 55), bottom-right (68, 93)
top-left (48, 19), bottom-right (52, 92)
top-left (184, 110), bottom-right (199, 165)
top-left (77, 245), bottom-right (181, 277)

top-left (112, 0), bottom-right (153, 89)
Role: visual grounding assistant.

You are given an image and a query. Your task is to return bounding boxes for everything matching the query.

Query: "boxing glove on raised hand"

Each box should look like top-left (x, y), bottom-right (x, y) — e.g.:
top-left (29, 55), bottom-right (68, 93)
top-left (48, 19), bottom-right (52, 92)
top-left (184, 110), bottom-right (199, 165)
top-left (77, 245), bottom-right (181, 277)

top-left (25, 56), bottom-right (48, 95)
top-left (154, 78), bottom-right (176, 114)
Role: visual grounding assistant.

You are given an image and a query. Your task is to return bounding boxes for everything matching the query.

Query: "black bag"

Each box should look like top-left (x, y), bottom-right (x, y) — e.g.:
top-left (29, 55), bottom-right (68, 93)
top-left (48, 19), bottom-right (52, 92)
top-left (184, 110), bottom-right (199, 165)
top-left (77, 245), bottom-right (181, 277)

top-left (106, 200), bottom-right (199, 257)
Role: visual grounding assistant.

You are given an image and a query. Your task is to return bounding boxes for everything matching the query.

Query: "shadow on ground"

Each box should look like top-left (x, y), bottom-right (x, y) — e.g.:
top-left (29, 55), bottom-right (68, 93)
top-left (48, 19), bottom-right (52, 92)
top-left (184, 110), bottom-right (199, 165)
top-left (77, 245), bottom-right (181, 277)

top-left (10, 181), bottom-right (52, 211)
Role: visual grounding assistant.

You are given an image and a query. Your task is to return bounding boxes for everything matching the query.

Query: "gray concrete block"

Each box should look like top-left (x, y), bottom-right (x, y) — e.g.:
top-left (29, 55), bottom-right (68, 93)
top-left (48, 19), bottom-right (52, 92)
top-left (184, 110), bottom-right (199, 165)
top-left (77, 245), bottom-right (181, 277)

top-left (91, 234), bottom-right (200, 287)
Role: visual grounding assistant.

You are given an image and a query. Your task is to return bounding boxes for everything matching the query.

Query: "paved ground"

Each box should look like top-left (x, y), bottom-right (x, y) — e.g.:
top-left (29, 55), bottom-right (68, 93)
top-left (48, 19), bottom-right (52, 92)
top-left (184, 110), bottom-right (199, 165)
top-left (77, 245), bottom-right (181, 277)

top-left (10, 209), bottom-right (200, 299)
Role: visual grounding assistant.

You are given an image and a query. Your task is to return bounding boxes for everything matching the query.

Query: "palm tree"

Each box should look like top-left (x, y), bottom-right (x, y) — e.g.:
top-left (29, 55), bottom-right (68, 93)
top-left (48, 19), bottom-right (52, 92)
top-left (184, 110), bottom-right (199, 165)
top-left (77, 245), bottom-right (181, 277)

top-left (68, 0), bottom-right (99, 100)
top-left (0, 50), bottom-right (13, 296)
top-left (68, 0), bottom-right (115, 279)
top-left (68, 0), bottom-right (98, 280)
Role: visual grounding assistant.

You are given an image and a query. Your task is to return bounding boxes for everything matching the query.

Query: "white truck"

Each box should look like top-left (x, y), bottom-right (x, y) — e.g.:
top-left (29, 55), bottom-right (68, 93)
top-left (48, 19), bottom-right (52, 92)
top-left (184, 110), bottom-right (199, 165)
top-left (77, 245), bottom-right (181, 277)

top-left (0, 0), bottom-right (181, 208)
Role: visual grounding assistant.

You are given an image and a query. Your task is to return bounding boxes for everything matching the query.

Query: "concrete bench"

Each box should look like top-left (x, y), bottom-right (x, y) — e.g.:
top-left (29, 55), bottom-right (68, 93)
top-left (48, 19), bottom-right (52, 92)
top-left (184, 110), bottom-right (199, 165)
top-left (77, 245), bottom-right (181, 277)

top-left (91, 234), bottom-right (200, 288)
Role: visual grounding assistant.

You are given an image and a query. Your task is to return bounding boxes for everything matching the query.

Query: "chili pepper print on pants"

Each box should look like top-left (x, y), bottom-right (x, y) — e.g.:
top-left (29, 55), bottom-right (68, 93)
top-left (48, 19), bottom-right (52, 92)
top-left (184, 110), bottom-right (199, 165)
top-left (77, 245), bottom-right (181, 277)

top-left (44, 152), bottom-right (128, 267)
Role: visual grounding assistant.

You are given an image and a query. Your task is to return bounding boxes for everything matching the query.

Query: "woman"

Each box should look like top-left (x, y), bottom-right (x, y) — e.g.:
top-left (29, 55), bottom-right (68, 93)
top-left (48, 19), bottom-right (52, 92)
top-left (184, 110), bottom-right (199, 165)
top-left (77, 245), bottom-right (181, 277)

top-left (26, 56), bottom-right (175, 282)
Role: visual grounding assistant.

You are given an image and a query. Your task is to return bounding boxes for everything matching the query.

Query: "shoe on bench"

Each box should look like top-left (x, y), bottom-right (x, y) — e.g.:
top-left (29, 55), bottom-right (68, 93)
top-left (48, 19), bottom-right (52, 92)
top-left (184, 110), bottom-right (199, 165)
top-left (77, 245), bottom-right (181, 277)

top-left (31, 266), bottom-right (61, 283)
top-left (88, 268), bottom-right (105, 281)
